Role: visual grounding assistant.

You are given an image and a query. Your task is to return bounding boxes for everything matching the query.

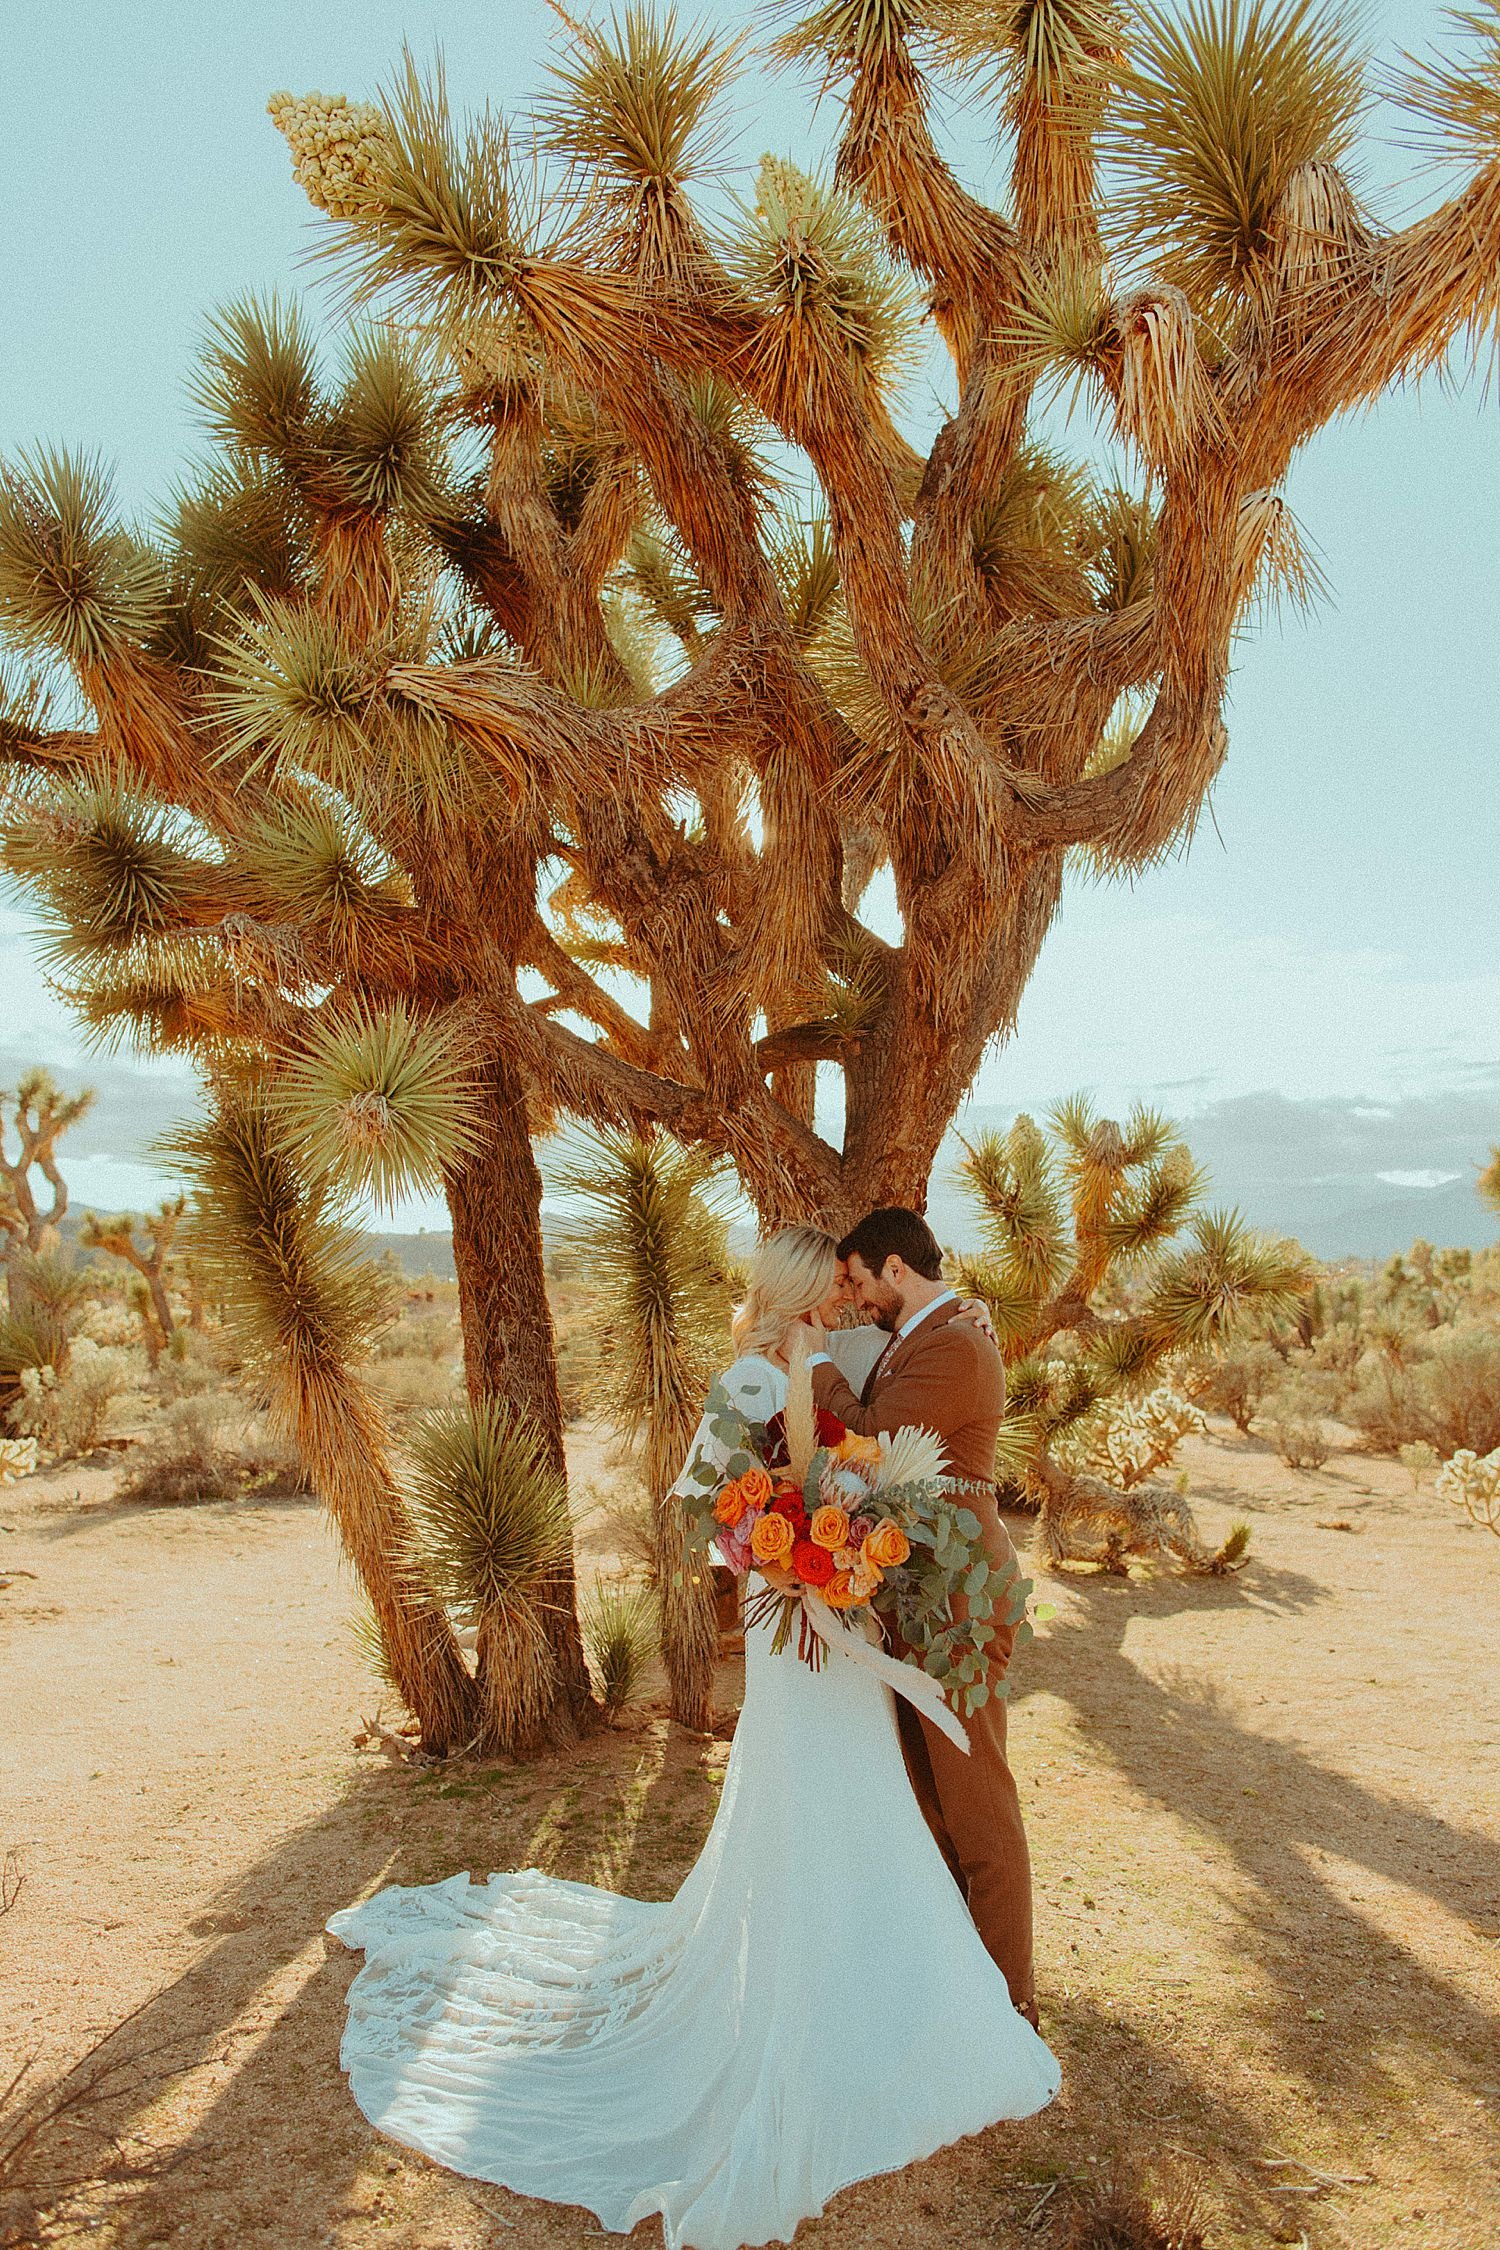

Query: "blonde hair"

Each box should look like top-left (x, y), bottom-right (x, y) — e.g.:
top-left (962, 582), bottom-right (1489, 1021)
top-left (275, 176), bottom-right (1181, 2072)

top-left (731, 1226), bottom-right (839, 1359)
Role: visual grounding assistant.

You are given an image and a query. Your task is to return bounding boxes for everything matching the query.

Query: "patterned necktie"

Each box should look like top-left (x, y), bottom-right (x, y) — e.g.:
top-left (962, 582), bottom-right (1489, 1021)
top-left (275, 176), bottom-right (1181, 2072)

top-left (861, 1328), bottom-right (901, 1405)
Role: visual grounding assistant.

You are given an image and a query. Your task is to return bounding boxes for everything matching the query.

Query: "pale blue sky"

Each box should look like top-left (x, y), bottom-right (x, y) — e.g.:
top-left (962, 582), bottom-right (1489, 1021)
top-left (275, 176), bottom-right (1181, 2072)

top-left (1, 0), bottom-right (1496, 1224)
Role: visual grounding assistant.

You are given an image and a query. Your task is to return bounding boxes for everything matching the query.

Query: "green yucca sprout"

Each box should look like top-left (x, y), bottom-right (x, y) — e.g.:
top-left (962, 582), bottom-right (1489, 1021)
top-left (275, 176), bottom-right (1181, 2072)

top-left (926, 0), bottom-right (1123, 110)
top-left (209, 597), bottom-right (377, 778)
top-left (172, 1094), bottom-right (393, 1378)
top-left (406, 1400), bottom-right (573, 1616)
top-left (274, 1001), bottom-right (480, 1210)
top-left (405, 1398), bottom-right (574, 1751)
top-left (1105, 0), bottom-right (1369, 314)
top-left (324, 329), bottom-right (452, 521)
top-left (539, 5), bottom-right (740, 200)
top-left (190, 296), bottom-right (322, 469)
top-left (0, 450), bottom-right (166, 666)
top-left (1143, 1207), bottom-right (1313, 1345)
top-left (772, 0), bottom-right (921, 69)
top-left (769, 508), bottom-right (842, 648)
top-left (580, 1577), bottom-right (659, 1710)
top-left (3, 774), bottom-right (202, 956)
top-left (167, 459), bottom-right (313, 615)
top-left (243, 794), bottom-right (406, 931)
top-left (960, 1120), bottom-right (1071, 1298)
top-left (1088, 486), bottom-right (1157, 612)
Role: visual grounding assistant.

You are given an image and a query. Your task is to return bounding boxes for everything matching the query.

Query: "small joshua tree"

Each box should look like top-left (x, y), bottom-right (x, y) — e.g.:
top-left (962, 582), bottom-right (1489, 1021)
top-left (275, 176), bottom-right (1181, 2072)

top-left (558, 1129), bottom-right (734, 1731)
top-left (78, 1195), bottom-right (185, 1362)
top-left (0, 1070), bottom-right (94, 1306)
top-left (952, 1098), bottom-right (1308, 1569)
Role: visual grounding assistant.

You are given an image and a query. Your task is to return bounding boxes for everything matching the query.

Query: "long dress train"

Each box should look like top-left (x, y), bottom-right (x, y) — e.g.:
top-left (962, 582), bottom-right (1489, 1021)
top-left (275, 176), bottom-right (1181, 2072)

top-left (327, 1354), bottom-right (1059, 2249)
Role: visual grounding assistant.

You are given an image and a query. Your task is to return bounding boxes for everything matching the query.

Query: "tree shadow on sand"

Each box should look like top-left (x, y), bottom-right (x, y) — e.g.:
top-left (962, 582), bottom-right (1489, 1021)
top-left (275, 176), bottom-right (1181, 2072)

top-left (1013, 1559), bottom-right (1500, 2120)
top-left (16, 1723), bottom-right (722, 2247)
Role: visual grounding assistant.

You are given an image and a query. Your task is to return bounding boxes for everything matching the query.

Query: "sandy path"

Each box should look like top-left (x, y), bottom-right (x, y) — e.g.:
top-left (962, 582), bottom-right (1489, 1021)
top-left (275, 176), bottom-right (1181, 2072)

top-left (1, 1427), bottom-right (1496, 2249)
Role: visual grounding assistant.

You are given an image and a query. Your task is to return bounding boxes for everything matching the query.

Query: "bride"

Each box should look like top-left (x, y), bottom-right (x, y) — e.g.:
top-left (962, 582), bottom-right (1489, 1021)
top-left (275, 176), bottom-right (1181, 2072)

top-left (328, 1226), bottom-right (1059, 2249)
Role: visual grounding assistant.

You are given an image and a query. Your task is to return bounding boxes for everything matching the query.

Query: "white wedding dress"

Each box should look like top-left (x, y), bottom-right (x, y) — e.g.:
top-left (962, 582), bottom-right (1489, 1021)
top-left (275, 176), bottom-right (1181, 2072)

top-left (328, 1354), bottom-right (1059, 2249)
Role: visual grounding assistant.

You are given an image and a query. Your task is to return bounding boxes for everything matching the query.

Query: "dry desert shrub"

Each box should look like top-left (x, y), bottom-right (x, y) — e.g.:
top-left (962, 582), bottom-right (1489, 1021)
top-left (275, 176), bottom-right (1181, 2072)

top-left (7, 1340), bottom-right (134, 1459)
top-left (1062, 2159), bottom-right (1208, 2250)
top-left (115, 1396), bottom-right (305, 1506)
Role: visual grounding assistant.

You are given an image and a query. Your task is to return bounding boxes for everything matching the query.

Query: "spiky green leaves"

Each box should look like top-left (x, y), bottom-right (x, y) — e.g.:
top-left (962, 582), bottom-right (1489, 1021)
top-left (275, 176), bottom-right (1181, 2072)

top-left (405, 1398), bottom-right (572, 1620)
top-left (190, 301), bottom-right (451, 527)
top-left (193, 297), bottom-right (321, 468)
top-left (555, 1127), bottom-right (732, 1495)
top-left (541, 7), bottom-right (742, 221)
top-left (2, 774), bottom-right (210, 961)
top-left (729, 156), bottom-right (921, 403)
top-left (275, 1002), bottom-right (479, 1210)
top-left (173, 1093), bottom-right (394, 1384)
top-left (1106, 0), bottom-right (1368, 313)
top-left (1143, 1208), bottom-right (1313, 1346)
top-left (927, 0), bottom-right (1122, 120)
top-left (773, 0), bottom-right (920, 70)
top-left (580, 1577), bottom-right (659, 1708)
top-left (210, 599), bottom-right (377, 781)
top-left (960, 1117), bottom-right (1071, 1298)
top-left (0, 452), bottom-right (165, 667)
top-left (1388, 0), bottom-right (1500, 166)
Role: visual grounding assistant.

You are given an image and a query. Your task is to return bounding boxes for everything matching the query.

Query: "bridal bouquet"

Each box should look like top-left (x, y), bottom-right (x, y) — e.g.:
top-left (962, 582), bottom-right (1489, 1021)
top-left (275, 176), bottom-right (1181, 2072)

top-left (677, 1372), bottom-right (1033, 1720)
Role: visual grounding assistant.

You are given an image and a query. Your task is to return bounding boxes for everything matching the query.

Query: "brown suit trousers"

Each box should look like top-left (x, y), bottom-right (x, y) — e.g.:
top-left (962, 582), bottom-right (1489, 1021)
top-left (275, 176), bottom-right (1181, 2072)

top-left (810, 1300), bottom-right (1036, 2015)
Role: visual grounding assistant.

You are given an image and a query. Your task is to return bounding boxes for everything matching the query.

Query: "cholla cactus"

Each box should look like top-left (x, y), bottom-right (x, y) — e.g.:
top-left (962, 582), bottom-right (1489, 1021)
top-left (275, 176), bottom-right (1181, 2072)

top-left (955, 1098), bottom-right (1308, 1571)
top-left (1063, 1386), bottom-right (1207, 1490)
top-left (0, 1434), bottom-right (37, 1482)
top-left (266, 91), bottom-right (389, 219)
top-left (1436, 1447), bottom-right (1500, 1536)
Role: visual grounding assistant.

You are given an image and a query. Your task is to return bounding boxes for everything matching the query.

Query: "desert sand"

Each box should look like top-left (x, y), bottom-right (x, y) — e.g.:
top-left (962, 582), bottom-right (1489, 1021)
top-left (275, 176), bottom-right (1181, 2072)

top-left (1, 1422), bottom-right (1496, 2249)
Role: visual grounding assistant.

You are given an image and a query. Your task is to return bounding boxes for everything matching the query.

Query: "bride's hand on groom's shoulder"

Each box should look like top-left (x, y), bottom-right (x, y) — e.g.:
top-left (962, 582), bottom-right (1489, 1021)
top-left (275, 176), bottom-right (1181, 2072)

top-left (954, 1297), bottom-right (997, 1344)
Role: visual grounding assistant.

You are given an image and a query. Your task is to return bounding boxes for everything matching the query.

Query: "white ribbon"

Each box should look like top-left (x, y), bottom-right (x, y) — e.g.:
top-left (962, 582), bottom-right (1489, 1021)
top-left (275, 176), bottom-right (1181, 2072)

top-left (800, 1592), bottom-right (971, 1755)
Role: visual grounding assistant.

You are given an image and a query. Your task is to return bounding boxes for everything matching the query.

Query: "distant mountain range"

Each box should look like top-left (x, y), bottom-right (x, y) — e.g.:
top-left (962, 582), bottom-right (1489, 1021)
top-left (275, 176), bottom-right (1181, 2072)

top-left (363, 1089), bottom-right (1496, 1276)
top-left (13, 1049), bottom-right (1493, 1274)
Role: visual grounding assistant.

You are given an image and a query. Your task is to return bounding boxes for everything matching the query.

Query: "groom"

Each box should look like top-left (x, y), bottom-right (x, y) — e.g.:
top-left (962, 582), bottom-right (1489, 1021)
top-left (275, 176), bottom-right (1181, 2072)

top-left (800, 1206), bottom-right (1039, 2029)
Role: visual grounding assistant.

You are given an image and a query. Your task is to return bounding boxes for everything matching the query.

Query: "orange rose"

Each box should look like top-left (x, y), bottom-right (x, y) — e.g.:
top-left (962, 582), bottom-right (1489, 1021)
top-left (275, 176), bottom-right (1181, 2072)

top-left (863, 1518), bottom-right (910, 1570)
top-left (833, 1432), bottom-right (883, 1467)
top-left (821, 1569), bottom-right (860, 1609)
top-left (750, 1509), bottom-right (795, 1565)
top-left (738, 1464), bottom-right (773, 1508)
top-left (810, 1504), bottom-right (851, 1552)
top-left (714, 1478), bottom-right (748, 1528)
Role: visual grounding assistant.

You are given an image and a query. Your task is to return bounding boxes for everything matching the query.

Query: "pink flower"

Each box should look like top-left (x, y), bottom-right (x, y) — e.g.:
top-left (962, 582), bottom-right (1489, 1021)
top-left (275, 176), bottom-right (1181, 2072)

top-left (715, 1521), bottom-right (755, 1575)
top-left (848, 1515), bottom-right (875, 1546)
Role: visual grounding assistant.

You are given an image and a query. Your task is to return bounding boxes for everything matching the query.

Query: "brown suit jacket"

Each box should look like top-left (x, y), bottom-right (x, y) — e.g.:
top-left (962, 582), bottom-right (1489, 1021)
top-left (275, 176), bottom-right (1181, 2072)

top-left (809, 1296), bottom-right (1007, 1490)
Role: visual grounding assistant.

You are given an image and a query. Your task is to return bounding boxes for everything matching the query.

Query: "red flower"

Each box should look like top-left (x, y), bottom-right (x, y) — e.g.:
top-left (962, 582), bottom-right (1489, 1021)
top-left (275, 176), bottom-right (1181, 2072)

top-left (763, 1407), bottom-right (848, 1468)
top-left (791, 1538), bottom-right (836, 1587)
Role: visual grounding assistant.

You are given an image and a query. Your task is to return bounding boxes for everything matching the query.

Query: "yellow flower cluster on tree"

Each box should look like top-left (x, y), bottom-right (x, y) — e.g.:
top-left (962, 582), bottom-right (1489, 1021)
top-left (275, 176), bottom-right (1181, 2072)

top-left (267, 90), bottom-right (389, 221)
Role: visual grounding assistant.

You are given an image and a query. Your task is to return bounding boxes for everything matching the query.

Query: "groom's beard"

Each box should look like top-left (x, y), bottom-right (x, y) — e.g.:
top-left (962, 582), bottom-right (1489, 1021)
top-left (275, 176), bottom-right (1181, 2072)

top-left (865, 1284), bottom-right (904, 1331)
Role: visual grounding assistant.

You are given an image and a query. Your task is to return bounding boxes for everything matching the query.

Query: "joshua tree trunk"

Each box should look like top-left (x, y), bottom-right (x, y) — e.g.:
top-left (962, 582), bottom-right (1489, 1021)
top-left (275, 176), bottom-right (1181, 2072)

top-left (449, 1050), bottom-right (595, 1737)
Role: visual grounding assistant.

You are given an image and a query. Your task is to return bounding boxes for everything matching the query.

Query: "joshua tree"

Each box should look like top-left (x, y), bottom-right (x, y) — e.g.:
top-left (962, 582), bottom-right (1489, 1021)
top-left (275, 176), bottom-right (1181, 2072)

top-left (558, 1129), bottom-right (733, 1730)
top-left (2, 0), bottom-right (1497, 1725)
top-left (0, 1070), bottom-right (94, 1304)
top-left (78, 1195), bottom-right (185, 1360)
top-left (951, 1099), bottom-right (1309, 1568)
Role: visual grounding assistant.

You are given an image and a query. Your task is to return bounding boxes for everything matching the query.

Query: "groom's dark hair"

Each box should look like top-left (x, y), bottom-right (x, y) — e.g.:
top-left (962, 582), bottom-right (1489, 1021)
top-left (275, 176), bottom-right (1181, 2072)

top-left (837, 1207), bottom-right (944, 1282)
